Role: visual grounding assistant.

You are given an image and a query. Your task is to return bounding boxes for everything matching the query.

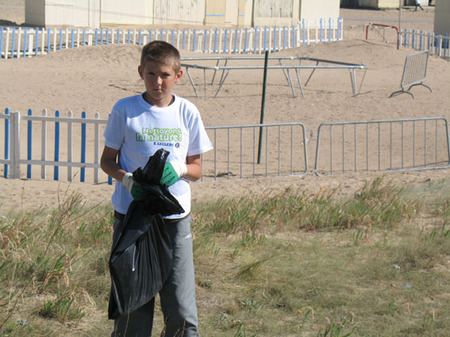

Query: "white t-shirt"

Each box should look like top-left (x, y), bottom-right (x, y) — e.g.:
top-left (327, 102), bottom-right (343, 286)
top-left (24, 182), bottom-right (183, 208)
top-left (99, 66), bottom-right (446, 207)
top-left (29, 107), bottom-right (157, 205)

top-left (104, 93), bottom-right (213, 218)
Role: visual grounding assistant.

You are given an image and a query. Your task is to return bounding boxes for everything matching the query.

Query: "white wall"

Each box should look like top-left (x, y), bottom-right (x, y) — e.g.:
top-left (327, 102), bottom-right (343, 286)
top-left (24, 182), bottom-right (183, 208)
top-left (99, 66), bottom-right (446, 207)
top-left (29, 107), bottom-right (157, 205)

top-left (434, 0), bottom-right (450, 35)
top-left (101, 0), bottom-right (152, 26)
top-left (153, 0), bottom-right (205, 25)
top-left (300, 0), bottom-right (339, 21)
top-left (25, 0), bottom-right (340, 28)
top-left (253, 0), bottom-right (298, 26)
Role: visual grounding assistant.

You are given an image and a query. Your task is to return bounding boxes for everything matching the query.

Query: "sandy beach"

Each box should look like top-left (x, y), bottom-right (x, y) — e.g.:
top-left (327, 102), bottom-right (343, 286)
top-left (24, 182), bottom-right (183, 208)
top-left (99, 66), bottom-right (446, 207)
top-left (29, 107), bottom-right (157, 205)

top-left (1, 3), bottom-right (449, 213)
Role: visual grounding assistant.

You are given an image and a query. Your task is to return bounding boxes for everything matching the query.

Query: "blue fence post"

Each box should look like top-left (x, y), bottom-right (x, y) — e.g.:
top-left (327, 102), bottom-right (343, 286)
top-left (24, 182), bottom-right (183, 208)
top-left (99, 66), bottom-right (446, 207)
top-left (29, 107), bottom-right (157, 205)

top-left (59, 28), bottom-right (63, 50)
top-left (27, 109), bottom-right (32, 178)
top-left (337, 17), bottom-right (341, 41)
top-left (161, 28), bottom-right (164, 41)
top-left (273, 26), bottom-right (277, 53)
top-left (83, 27), bottom-right (86, 46)
top-left (435, 33), bottom-right (439, 55)
top-left (419, 31), bottom-right (423, 50)
top-left (182, 29), bottom-right (186, 50)
top-left (81, 112), bottom-right (86, 182)
top-left (23, 27), bottom-right (28, 57)
top-left (203, 29), bottom-right (207, 53)
top-left (404, 29), bottom-right (408, 47)
top-left (54, 110), bottom-right (60, 180)
top-left (445, 33), bottom-right (449, 57)
top-left (149, 29), bottom-right (153, 42)
top-left (171, 29), bottom-right (175, 45)
top-left (254, 27), bottom-right (258, 54)
top-left (11, 27), bottom-right (16, 58)
top-left (117, 28), bottom-right (120, 44)
top-left (224, 29), bottom-right (228, 53)
top-left (213, 28), bottom-right (218, 53)
top-left (264, 26), bottom-right (267, 53)
top-left (244, 28), bottom-right (248, 54)
top-left (0, 27), bottom-right (4, 59)
top-left (127, 29), bottom-right (131, 44)
top-left (292, 25), bottom-right (296, 48)
top-left (95, 28), bottom-right (98, 46)
top-left (35, 27), bottom-right (40, 56)
top-left (100, 27), bottom-right (104, 45)
top-left (71, 28), bottom-right (75, 48)
top-left (138, 29), bottom-right (142, 45)
top-left (234, 27), bottom-right (238, 54)
top-left (302, 19), bottom-right (306, 45)
top-left (283, 26), bottom-right (286, 50)
top-left (329, 18), bottom-right (332, 42)
top-left (4, 108), bottom-right (10, 177)
top-left (47, 27), bottom-right (51, 53)
top-left (320, 18), bottom-right (323, 43)
top-left (412, 30), bottom-right (415, 49)
top-left (193, 29), bottom-right (196, 51)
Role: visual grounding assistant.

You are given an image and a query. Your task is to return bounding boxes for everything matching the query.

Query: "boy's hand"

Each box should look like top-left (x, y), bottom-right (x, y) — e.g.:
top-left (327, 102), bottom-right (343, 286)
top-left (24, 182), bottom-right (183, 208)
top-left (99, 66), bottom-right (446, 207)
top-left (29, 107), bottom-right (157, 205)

top-left (122, 172), bottom-right (147, 201)
top-left (160, 162), bottom-right (187, 187)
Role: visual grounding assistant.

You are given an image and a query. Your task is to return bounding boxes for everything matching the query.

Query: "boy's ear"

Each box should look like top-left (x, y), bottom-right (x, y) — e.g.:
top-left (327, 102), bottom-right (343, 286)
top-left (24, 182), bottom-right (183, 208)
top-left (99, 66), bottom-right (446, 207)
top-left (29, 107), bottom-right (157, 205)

top-left (138, 65), bottom-right (144, 79)
top-left (175, 69), bottom-right (183, 83)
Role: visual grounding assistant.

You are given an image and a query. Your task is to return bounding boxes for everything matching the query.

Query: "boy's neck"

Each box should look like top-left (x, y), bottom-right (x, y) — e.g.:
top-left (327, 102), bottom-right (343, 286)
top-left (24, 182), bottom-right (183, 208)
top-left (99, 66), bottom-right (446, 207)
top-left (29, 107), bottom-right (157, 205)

top-left (143, 93), bottom-right (174, 107)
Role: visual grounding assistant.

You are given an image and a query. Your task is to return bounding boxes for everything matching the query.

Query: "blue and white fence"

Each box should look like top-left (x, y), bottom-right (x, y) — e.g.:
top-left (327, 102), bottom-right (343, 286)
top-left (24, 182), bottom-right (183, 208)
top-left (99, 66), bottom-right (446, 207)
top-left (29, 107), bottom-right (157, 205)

top-left (0, 18), bottom-right (343, 59)
top-left (1, 108), bottom-right (112, 184)
top-left (400, 29), bottom-right (449, 58)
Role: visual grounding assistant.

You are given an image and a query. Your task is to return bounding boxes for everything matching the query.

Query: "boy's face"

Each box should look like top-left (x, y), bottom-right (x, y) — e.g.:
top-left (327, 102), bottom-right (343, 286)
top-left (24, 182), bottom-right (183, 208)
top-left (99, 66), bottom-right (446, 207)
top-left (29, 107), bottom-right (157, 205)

top-left (138, 61), bottom-right (182, 107)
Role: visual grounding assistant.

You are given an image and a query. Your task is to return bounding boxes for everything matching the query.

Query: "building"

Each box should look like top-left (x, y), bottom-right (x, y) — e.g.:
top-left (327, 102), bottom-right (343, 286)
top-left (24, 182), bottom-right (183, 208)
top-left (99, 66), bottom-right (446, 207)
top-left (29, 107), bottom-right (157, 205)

top-left (25, 0), bottom-right (340, 28)
top-left (434, 0), bottom-right (449, 35)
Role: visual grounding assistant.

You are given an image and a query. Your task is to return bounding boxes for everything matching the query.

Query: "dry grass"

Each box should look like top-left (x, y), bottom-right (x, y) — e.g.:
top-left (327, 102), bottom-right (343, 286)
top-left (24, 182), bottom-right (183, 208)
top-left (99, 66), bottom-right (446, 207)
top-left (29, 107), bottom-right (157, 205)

top-left (0, 176), bottom-right (449, 336)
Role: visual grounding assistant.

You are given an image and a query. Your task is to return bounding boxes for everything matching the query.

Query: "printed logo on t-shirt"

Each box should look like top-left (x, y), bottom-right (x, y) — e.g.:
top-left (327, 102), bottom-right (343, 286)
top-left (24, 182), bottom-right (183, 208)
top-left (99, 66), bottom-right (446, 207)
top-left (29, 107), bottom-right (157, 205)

top-left (136, 127), bottom-right (182, 147)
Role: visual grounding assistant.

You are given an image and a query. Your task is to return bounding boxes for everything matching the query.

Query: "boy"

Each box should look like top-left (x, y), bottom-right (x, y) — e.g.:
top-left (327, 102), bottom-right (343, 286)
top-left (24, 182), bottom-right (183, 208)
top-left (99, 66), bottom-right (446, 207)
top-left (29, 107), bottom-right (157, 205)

top-left (101, 40), bottom-right (212, 337)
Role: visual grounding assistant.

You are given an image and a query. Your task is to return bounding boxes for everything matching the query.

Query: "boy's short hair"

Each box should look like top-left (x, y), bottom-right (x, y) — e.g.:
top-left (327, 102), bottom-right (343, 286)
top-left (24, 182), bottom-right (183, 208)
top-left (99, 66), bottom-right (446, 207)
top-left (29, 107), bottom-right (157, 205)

top-left (140, 40), bottom-right (181, 72)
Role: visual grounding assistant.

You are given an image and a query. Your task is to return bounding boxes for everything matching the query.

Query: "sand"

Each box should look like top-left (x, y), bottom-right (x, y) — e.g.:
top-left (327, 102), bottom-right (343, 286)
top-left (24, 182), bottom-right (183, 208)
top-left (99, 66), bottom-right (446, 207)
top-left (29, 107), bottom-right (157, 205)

top-left (1, 4), bottom-right (449, 214)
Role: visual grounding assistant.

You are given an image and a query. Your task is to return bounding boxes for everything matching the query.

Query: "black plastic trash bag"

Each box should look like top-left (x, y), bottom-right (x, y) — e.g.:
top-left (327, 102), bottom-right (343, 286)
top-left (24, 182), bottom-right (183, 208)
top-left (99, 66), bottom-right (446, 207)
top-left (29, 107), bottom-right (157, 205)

top-left (108, 149), bottom-right (184, 319)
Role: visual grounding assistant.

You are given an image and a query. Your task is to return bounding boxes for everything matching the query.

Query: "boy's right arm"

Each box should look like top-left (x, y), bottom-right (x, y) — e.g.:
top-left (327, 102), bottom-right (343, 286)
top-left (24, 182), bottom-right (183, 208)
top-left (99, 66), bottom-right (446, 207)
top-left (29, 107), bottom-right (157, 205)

top-left (100, 146), bottom-right (147, 201)
top-left (100, 146), bottom-right (127, 182)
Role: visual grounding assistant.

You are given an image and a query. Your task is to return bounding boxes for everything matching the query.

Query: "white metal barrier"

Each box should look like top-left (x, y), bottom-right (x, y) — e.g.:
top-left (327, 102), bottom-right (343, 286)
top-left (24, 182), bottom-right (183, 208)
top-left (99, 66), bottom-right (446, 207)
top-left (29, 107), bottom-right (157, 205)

top-left (390, 50), bottom-right (432, 98)
top-left (314, 117), bottom-right (450, 176)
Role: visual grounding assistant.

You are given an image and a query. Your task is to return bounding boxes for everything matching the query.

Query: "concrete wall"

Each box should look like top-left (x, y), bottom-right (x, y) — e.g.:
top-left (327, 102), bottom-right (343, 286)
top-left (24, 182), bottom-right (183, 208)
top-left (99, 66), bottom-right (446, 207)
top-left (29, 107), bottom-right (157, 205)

top-left (25, 0), bottom-right (45, 26)
top-left (434, 0), bottom-right (450, 35)
top-left (253, 0), bottom-right (298, 26)
top-left (300, 0), bottom-right (339, 21)
top-left (358, 0), bottom-right (398, 9)
top-left (25, 0), bottom-right (340, 28)
top-left (101, 0), bottom-right (152, 26)
top-left (25, 0), bottom-right (102, 27)
top-left (153, 0), bottom-right (205, 25)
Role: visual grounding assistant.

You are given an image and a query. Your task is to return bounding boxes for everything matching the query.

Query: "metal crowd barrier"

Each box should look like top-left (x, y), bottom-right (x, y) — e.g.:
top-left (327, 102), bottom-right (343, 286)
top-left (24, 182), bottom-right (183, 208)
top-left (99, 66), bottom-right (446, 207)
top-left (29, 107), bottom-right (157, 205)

top-left (202, 122), bottom-right (308, 180)
top-left (390, 50), bottom-right (432, 98)
top-left (314, 117), bottom-right (450, 176)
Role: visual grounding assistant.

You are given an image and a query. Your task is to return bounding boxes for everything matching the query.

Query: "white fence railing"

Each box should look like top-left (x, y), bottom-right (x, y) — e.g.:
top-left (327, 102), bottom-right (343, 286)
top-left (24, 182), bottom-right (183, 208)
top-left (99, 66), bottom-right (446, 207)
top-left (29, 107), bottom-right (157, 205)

top-left (0, 18), bottom-right (343, 59)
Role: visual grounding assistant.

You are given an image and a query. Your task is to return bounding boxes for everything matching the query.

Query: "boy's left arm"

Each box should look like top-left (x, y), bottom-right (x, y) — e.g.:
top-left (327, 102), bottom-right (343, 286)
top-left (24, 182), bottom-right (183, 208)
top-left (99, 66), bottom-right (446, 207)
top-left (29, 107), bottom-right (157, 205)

top-left (184, 154), bottom-right (202, 182)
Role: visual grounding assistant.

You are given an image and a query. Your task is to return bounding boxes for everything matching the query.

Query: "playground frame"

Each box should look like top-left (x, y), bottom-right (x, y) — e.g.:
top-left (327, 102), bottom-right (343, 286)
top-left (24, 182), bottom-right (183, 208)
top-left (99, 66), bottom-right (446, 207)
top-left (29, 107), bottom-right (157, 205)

top-left (180, 56), bottom-right (368, 98)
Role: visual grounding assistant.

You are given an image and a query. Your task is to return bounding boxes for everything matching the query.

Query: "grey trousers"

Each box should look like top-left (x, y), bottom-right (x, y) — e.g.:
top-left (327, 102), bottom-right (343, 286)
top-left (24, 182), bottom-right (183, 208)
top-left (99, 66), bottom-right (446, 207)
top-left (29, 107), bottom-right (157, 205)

top-left (111, 214), bottom-right (200, 337)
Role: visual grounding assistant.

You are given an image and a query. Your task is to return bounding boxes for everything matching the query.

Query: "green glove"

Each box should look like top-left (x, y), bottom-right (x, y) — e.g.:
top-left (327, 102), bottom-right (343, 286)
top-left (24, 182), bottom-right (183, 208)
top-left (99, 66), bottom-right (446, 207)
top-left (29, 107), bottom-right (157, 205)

top-left (160, 162), bottom-right (188, 187)
top-left (122, 172), bottom-right (147, 201)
